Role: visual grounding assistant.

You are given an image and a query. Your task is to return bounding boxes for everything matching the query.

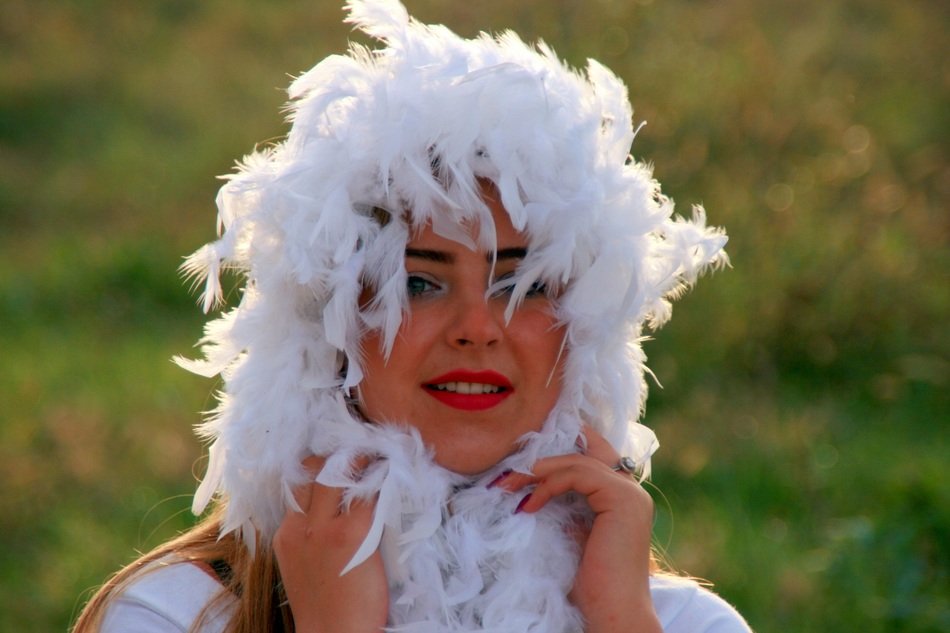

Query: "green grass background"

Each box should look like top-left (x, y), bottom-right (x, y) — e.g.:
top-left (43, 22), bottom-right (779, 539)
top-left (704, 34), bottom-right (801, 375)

top-left (1, 1), bottom-right (947, 631)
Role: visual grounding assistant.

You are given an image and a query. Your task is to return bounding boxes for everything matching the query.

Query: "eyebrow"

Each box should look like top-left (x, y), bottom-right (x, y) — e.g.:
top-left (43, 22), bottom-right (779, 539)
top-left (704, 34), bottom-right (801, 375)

top-left (405, 247), bottom-right (527, 263)
top-left (496, 247), bottom-right (528, 261)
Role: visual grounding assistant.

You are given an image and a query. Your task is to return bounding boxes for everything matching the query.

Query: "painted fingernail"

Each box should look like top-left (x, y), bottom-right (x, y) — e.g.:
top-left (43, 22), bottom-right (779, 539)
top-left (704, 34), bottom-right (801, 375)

top-left (574, 434), bottom-right (587, 454)
top-left (514, 493), bottom-right (532, 514)
top-left (486, 469), bottom-right (512, 489)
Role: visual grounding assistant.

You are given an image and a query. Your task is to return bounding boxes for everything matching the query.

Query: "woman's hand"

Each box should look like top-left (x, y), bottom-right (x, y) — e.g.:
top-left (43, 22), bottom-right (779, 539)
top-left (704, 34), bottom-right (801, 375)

top-left (272, 456), bottom-right (389, 633)
top-left (495, 428), bottom-right (662, 633)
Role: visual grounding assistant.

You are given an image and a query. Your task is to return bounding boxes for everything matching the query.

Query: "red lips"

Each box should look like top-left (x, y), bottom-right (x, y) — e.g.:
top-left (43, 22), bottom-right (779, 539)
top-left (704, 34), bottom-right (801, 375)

top-left (422, 370), bottom-right (514, 411)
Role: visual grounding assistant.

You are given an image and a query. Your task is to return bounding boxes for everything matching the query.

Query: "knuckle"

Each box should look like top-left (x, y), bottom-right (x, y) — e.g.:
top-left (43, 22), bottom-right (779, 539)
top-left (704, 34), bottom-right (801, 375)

top-left (272, 523), bottom-right (297, 557)
top-left (639, 487), bottom-right (654, 510)
top-left (626, 481), bottom-right (654, 513)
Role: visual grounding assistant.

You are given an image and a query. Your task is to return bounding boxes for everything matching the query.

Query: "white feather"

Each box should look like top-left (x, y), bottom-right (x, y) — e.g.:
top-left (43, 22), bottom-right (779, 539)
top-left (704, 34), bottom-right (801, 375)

top-left (177, 1), bottom-right (726, 628)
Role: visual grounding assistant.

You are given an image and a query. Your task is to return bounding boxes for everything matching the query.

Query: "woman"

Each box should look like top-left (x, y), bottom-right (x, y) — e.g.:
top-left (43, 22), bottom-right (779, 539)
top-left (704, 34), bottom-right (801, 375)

top-left (74, 1), bottom-right (748, 631)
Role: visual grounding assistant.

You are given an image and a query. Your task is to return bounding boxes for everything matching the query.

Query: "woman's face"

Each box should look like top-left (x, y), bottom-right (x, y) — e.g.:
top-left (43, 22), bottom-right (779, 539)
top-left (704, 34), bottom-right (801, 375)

top-left (357, 189), bottom-right (566, 475)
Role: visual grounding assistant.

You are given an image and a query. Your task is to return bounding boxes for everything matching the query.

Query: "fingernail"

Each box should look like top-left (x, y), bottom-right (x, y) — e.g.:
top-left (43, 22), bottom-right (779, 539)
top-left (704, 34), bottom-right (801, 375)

top-left (486, 469), bottom-right (512, 489)
top-left (514, 493), bottom-right (532, 514)
top-left (574, 434), bottom-right (587, 453)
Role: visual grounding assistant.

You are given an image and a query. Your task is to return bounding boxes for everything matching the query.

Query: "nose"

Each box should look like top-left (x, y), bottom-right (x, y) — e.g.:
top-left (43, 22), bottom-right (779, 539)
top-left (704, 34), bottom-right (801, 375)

top-left (447, 292), bottom-right (504, 348)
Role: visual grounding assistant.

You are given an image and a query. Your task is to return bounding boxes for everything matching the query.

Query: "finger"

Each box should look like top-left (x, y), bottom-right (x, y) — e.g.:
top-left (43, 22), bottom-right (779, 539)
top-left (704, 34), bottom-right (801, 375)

top-left (339, 492), bottom-right (378, 532)
top-left (336, 454), bottom-right (379, 521)
top-left (487, 469), bottom-right (536, 492)
top-left (519, 461), bottom-right (604, 512)
top-left (289, 455), bottom-right (326, 514)
top-left (520, 454), bottom-right (651, 516)
top-left (494, 448), bottom-right (616, 494)
top-left (308, 479), bottom-right (347, 521)
top-left (311, 453), bottom-right (380, 520)
top-left (530, 453), bottom-right (613, 479)
top-left (579, 424), bottom-right (621, 467)
top-left (526, 469), bottom-right (652, 518)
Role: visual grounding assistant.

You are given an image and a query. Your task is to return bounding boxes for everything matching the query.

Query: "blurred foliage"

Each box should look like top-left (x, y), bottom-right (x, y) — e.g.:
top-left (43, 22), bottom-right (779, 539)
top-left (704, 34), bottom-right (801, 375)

top-left (0, 0), bottom-right (946, 631)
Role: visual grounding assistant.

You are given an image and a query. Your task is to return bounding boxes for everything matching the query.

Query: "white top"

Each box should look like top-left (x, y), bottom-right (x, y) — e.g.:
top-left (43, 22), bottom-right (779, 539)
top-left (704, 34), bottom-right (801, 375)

top-left (101, 561), bottom-right (752, 632)
top-left (100, 561), bottom-right (232, 632)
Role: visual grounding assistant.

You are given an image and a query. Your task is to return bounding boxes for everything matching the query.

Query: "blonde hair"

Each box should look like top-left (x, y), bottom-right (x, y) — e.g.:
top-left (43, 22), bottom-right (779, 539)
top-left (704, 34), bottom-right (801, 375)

top-left (71, 506), bottom-right (293, 633)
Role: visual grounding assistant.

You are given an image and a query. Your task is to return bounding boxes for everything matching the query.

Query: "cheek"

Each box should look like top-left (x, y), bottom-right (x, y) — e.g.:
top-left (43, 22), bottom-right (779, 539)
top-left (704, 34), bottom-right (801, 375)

top-left (356, 318), bottom-right (429, 419)
top-left (513, 312), bottom-right (567, 390)
top-left (355, 331), bottom-right (396, 416)
top-left (517, 308), bottom-right (564, 357)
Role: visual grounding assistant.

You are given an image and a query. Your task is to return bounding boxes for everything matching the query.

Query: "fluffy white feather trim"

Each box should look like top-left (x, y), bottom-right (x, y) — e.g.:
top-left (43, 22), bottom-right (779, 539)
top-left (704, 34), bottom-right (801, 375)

top-left (177, 0), bottom-right (727, 571)
top-left (309, 398), bottom-right (599, 631)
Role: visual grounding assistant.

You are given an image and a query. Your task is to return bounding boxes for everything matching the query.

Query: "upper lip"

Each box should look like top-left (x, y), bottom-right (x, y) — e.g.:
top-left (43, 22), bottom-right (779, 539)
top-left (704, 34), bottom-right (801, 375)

top-left (423, 369), bottom-right (514, 390)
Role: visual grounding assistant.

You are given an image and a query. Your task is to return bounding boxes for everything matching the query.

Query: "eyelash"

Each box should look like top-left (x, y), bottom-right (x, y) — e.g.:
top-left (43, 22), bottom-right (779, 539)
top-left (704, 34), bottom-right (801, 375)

top-left (527, 280), bottom-right (548, 297)
top-left (406, 274), bottom-right (441, 297)
top-left (406, 272), bottom-right (548, 299)
top-left (490, 272), bottom-right (549, 298)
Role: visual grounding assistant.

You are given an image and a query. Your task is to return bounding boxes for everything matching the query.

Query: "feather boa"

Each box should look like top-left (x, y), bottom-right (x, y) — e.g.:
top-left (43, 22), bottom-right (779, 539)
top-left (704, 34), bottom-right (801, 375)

top-left (309, 395), bottom-right (657, 632)
top-left (176, 0), bottom-right (728, 580)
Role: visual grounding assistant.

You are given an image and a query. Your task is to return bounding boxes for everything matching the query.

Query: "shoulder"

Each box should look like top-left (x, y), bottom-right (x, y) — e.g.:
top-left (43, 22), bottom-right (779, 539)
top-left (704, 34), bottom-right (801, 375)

top-left (650, 574), bottom-right (753, 633)
top-left (100, 559), bottom-right (235, 633)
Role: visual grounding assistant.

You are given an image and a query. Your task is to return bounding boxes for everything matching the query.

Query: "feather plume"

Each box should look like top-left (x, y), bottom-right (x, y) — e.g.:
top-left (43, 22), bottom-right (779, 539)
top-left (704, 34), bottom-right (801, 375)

top-left (177, 1), bottom-right (727, 628)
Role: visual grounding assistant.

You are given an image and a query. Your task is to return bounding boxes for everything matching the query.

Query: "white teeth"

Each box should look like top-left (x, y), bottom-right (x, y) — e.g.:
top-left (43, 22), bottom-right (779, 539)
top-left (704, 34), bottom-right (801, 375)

top-left (433, 381), bottom-right (501, 394)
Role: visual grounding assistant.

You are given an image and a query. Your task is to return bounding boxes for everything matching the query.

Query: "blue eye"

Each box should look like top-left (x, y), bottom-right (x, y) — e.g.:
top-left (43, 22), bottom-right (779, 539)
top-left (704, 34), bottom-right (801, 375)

top-left (491, 273), bottom-right (548, 298)
top-left (407, 274), bottom-right (439, 297)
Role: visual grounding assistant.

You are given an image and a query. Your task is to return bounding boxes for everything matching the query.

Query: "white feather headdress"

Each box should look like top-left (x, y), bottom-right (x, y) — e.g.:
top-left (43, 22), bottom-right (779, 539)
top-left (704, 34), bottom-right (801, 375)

top-left (178, 0), bottom-right (728, 545)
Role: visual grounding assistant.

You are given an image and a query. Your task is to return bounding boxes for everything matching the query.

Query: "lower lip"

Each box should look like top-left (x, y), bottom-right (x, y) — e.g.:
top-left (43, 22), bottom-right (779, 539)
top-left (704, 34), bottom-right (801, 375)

top-left (424, 388), bottom-right (512, 411)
